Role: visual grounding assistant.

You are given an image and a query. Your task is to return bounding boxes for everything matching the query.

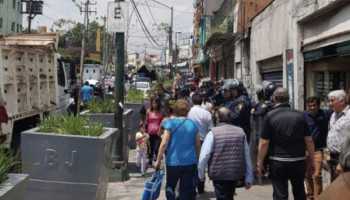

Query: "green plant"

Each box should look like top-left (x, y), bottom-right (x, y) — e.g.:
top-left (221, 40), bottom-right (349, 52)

top-left (0, 149), bottom-right (15, 184)
top-left (126, 89), bottom-right (144, 103)
top-left (39, 115), bottom-right (104, 137)
top-left (87, 99), bottom-right (115, 113)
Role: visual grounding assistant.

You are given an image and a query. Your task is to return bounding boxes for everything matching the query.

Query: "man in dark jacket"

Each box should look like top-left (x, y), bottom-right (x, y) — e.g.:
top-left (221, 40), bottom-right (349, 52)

top-left (257, 88), bottom-right (315, 200)
top-left (304, 96), bottom-right (331, 200)
top-left (198, 107), bottom-right (253, 200)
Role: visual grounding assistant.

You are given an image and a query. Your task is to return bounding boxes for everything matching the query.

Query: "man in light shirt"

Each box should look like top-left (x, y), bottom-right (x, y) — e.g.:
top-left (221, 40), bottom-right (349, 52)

top-left (198, 107), bottom-right (253, 200)
top-left (188, 93), bottom-right (213, 194)
top-left (327, 90), bottom-right (350, 181)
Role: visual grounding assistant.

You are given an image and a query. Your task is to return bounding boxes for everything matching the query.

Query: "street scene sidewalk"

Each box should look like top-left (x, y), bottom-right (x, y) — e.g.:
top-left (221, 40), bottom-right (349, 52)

top-left (107, 150), bottom-right (273, 200)
top-left (2, 0), bottom-right (350, 200)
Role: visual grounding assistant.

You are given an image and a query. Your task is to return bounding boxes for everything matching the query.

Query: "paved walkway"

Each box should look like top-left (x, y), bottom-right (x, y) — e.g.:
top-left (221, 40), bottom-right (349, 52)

top-left (107, 150), bottom-right (274, 200)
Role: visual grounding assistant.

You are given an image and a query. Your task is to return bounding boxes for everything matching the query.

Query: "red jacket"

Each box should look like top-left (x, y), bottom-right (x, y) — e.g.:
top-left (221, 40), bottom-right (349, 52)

top-left (0, 106), bottom-right (8, 123)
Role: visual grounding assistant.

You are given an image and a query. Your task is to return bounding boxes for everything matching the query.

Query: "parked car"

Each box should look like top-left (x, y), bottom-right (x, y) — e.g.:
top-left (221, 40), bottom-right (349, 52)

top-left (135, 81), bottom-right (151, 97)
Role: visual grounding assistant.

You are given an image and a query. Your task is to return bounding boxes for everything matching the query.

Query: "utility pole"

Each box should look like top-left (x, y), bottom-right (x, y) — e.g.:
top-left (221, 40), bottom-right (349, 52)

top-left (21, 0), bottom-right (43, 33)
top-left (169, 7), bottom-right (174, 78)
top-left (27, 0), bottom-right (33, 32)
top-left (102, 16), bottom-right (108, 74)
top-left (174, 32), bottom-right (181, 66)
top-left (74, 0), bottom-right (96, 114)
top-left (106, 0), bottom-right (128, 162)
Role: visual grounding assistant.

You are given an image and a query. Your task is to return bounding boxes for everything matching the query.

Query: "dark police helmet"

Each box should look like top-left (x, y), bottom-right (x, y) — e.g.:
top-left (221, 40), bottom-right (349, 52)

top-left (262, 81), bottom-right (277, 100)
top-left (222, 79), bottom-right (240, 91)
top-left (256, 85), bottom-right (264, 101)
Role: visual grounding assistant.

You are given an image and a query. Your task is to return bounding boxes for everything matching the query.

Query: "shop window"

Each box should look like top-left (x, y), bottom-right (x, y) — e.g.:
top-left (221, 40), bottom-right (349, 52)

top-left (17, 1), bottom-right (21, 11)
top-left (11, 22), bottom-right (15, 31)
top-left (314, 71), bottom-right (347, 103)
top-left (315, 72), bottom-right (325, 99)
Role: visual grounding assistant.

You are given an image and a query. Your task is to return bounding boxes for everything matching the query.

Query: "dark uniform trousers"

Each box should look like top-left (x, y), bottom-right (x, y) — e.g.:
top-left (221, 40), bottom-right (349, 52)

top-left (213, 180), bottom-right (237, 200)
top-left (270, 160), bottom-right (306, 200)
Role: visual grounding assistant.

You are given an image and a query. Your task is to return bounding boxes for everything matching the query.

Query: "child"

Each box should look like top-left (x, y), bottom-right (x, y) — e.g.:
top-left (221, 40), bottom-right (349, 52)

top-left (135, 123), bottom-right (149, 176)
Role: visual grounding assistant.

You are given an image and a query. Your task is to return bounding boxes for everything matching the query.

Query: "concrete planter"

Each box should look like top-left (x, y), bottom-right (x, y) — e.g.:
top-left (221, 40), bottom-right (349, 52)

top-left (83, 110), bottom-right (134, 182)
top-left (0, 174), bottom-right (28, 200)
top-left (21, 128), bottom-right (117, 200)
top-left (83, 113), bottom-right (116, 128)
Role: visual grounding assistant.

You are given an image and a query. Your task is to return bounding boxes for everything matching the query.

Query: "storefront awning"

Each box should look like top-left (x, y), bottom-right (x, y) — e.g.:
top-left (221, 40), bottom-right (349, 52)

top-left (304, 40), bottom-right (350, 62)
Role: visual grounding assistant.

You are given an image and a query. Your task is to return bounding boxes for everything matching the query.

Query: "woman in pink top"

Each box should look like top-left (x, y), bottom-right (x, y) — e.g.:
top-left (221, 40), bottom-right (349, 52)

top-left (146, 97), bottom-right (164, 165)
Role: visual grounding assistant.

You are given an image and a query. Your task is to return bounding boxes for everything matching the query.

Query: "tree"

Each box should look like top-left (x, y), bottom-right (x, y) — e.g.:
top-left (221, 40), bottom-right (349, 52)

top-left (53, 18), bottom-right (109, 61)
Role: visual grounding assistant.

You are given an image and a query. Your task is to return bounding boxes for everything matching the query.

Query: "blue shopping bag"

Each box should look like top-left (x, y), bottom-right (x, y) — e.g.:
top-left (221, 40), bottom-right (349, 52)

top-left (141, 170), bottom-right (165, 200)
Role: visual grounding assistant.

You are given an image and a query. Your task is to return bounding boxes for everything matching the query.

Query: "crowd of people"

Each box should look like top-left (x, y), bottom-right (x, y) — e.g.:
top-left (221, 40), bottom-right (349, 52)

top-left (135, 72), bottom-right (350, 200)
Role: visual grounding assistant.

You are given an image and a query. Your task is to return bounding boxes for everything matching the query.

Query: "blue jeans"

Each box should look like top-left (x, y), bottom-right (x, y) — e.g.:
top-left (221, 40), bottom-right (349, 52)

top-left (166, 165), bottom-right (197, 200)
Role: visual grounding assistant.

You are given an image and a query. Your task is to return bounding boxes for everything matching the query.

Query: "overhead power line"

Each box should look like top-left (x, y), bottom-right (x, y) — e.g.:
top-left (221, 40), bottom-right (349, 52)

top-left (130, 0), bottom-right (160, 47)
top-left (130, 0), bottom-right (162, 48)
top-left (147, 0), bottom-right (171, 9)
top-left (145, 0), bottom-right (157, 25)
top-left (134, 0), bottom-right (193, 14)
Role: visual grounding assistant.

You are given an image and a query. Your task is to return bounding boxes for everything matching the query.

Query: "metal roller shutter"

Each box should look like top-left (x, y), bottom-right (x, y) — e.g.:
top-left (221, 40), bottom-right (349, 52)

top-left (259, 56), bottom-right (283, 87)
top-left (262, 71), bottom-right (283, 87)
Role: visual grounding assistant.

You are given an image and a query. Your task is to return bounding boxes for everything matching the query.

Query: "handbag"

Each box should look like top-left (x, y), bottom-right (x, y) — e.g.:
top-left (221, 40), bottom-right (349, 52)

top-left (141, 170), bottom-right (165, 200)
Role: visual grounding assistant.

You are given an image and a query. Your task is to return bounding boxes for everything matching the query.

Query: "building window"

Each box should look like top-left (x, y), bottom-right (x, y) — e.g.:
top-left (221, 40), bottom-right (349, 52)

top-left (17, 1), bottom-right (21, 11)
top-left (0, 18), bottom-right (2, 29)
top-left (13, 0), bottom-right (16, 9)
top-left (0, 0), bottom-right (4, 4)
top-left (11, 22), bottom-right (15, 31)
top-left (17, 24), bottom-right (20, 32)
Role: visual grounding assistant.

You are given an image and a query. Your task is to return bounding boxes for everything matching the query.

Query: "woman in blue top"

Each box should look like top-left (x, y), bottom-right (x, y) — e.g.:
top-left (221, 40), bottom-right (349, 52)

top-left (154, 99), bottom-right (201, 200)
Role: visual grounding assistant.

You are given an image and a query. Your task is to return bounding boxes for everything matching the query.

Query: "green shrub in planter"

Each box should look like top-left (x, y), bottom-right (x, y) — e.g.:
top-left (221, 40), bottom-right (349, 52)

top-left (87, 91), bottom-right (144, 113)
top-left (0, 148), bottom-right (19, 184)
top-left (126, 89), bottom-right (144, 103)
top-left (0, 150), bottom-right (13, 184)
top-left (87, 99), bottom-right (115, 113)
top-left (38, 115), bottom-right (104, 136)
top-left (0, 151), bottom-right (28, 200)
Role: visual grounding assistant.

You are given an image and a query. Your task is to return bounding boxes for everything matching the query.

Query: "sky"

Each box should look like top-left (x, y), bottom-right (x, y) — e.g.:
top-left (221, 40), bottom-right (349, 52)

top-left (30, 0), bottom-right (194, 55)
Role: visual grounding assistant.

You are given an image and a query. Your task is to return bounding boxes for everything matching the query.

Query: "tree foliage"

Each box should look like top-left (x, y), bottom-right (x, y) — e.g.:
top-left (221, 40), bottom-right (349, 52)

top-left (53, 18), bottom-right (108, 60)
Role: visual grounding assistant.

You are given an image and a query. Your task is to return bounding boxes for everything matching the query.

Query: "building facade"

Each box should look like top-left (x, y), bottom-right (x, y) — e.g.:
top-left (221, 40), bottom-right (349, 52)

top-left (192, 0), bottom-right (350, 109)
top-left (192, 0), bottom-right (236, 81)
top-left (0, 0), bottom-right (23, 35)
top-left (128, 53), bottom-right (141, 68)
top-left (249, 0), bottom-right (350, 109)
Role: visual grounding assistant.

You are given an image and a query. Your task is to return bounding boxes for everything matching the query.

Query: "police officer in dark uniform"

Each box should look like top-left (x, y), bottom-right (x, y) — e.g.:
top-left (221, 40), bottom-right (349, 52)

top-left (250, 81), bottom-right (276, 180)
top-left (251, 81), bottom-right (276, 141)
top-left (222, 79), bottom-right (252, 142)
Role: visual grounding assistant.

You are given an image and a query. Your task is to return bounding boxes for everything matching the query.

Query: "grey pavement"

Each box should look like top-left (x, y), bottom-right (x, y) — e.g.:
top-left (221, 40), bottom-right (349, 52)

top-left (107, 177), bottom-right (273, 200)
top-left (107, 150), bottom-right (274, 200)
